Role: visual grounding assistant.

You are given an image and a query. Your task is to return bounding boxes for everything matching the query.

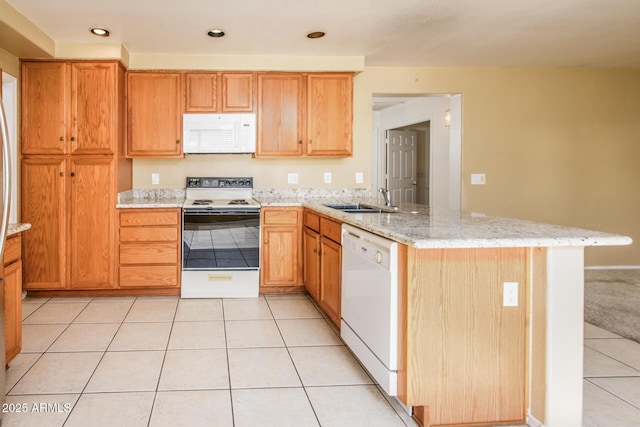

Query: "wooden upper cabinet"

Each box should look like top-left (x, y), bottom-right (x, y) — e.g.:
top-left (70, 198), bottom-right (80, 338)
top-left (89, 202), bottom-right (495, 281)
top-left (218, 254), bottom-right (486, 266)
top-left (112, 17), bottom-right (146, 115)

top-left (184, 72), bottom-right (254, 113)
top-left (256, 74), bottom-right (305, 157)
top-left (21, 61), bottom-right (119, 155)
top-left (21, 62), bottom-right (67, 155)
top-left (185, 73), bottom-right (218, 112)
top-left (69, 62), bottom-right (118, 154)
top-left (221, 73), bottom-right (254, 112)
top-left (127, 72), bottom-right (183, 157)
top-left (306, 73), bottom-right (353, 157)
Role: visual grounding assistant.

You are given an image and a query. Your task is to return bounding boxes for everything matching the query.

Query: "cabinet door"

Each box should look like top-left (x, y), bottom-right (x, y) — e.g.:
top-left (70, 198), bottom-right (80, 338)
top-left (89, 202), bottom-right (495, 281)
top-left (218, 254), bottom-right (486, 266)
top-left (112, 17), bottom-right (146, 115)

top-left (21, 62), bottom-right (67, 155)
top-left (4, 259), bottom-right (22, 363)
top-left (127, 72), bottom-right (183, 157)
top-left (221, 73), bottom-right (254, 112)
top-left (306, 73), bottom-right (353, 157)
top-left (70, 62), bottom-right (117, 154)
top-left (185, 73), bottom-right (218, 112)
top-left (69, 157), bottom-right (116, 289)
top-left (256, 74), bottom-right (305, 157)
top-left (21, 157), bottom-right (66, 289)
top-left (303, 227), bottom-right (320, 301)
top-left (320, 236), bottom-right (342, 327)
top-left (261, 226), bottom-right (299, 286)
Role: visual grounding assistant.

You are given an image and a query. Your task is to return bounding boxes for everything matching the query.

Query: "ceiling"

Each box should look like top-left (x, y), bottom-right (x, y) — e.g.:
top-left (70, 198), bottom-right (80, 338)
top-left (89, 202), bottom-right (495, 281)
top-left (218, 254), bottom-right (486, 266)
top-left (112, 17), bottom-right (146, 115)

top-left (5, 0), bottom-right (640, 67)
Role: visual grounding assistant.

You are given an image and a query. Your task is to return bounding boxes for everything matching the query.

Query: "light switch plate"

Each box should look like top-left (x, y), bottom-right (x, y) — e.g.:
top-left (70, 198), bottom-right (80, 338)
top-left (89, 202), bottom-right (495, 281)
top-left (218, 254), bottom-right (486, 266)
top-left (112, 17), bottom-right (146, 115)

top-left (287, 173), bottom-right (299, 184)
top-left (471, 173), bottom-right (486, 185)
top-left (151, 173), bottom-right (160, 185)
top-left (355, 172), bottom-right (364, 184)
top-left (324, 172), bottom-right (332, 184)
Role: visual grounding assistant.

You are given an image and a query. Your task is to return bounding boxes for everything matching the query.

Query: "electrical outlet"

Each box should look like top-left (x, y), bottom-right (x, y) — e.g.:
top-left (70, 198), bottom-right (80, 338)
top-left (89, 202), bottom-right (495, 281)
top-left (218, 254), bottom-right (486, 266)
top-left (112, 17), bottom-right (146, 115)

top-left (151, 173), bottom-right (160, 185)
top-left (355, 172), bottom-right (364, 184)
top-left (287, 173), bottom-right (299, 184)
top-left (471, 173), bottom-right (486, 185)
top-left (503, 282), bottom-right (518, 306)
top-left (324, 172), bottom-right (332, 184)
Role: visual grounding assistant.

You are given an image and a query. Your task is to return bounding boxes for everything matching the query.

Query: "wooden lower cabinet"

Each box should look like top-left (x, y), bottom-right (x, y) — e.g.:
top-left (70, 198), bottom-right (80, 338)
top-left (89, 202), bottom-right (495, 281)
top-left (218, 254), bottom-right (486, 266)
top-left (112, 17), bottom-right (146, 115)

top-left (302, 226), bottom-right (320, 301)
top-left (21, 156), bottom-right (118, 290)
top-left (260, 207), bottom-right (303, 291)
top-left (118, 209), bottom-right (181, 289)
top-left (319, 235), bottom-right (341, 327)
top-left (4, 234), bottom-right (24, 364)
top-left (21, 157), bottom-right (66, 289)
top-left (302, 209), bottom-right (342, 328)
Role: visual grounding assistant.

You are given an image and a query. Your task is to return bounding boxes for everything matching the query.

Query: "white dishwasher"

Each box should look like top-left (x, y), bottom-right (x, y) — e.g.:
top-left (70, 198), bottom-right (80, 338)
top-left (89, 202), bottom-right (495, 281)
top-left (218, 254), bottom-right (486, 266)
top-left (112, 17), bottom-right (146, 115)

top-left (341, 224), bottom-right (399, 396)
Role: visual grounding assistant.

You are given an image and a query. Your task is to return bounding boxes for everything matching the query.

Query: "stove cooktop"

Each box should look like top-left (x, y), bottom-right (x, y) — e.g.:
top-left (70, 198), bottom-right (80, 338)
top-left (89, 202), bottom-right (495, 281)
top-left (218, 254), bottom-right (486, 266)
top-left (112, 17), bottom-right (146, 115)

top-left (184, 176), bottom-right (258, 210)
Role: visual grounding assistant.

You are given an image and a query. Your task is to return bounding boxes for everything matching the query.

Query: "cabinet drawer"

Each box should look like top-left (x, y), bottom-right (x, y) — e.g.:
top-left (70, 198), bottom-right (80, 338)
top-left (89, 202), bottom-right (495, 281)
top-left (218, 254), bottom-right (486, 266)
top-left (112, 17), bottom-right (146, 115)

top-left (263, 209), bottom-right (299, 225)
top-left (3, 235), bottom-right (21, 266)
top-left (120, 227), bottom-right (178, 242)
top-left (321, 217), bottom-right (341, 244)
top-left (303, 210), bottom-right (320, 231)
top-left (119, 243), bottom-right (178, 264)
top-left (120, 210), bottom-right (180, 227)
top-left (119, 265), bottom-right (179, 288)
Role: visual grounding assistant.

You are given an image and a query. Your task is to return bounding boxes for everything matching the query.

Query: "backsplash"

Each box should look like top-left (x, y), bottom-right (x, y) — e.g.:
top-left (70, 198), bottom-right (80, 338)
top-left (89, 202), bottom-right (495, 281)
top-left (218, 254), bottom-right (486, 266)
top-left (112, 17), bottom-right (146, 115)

top-left (252, 188), bottom-right (372, 199)
top-left (118, 188), bottom-right (372, 203)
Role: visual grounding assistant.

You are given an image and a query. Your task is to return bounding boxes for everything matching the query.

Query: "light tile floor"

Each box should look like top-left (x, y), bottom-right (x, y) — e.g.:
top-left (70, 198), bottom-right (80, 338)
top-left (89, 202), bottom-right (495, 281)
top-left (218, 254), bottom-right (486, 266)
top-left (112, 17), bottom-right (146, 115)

top-left (5, 295), bottom-right (640, 426)
top-left (5, 294), bottom-right (417, 427)
top-left (583, 323), bottom-right (640, 427)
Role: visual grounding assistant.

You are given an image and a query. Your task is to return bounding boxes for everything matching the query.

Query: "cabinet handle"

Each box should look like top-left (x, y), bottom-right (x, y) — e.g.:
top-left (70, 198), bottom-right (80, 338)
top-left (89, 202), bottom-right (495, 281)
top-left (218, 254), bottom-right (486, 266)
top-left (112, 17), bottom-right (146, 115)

top-left (313, 248), bottom-right (318, 253)
top-left (70, 136), bottom-right (75, 141)
top-left (70, 172), bottom-right (75, 177)
top-left (298, 140), bottom-right (302, 145)
top-left (59, 172), bottom-right (64, 177)
top-left (176, 139), bottom-right (180, 144)
top-left (308, 139), bottom-right (312, 144)
top-left (59, 136), bottom-right (64, 142)
top-left (264, 239), bottom-right (269, 244)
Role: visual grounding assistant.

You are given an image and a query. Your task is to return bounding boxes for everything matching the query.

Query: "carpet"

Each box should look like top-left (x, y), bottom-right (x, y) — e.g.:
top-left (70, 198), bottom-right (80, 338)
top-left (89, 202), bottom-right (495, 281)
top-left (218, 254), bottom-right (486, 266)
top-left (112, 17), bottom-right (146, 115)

top-left (584, 269), bottom-right (640, 343)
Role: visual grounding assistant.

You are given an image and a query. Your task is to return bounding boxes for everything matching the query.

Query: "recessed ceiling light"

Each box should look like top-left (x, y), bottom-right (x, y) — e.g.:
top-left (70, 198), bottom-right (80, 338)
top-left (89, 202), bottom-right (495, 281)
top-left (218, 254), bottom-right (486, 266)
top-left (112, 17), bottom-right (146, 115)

top-left (89, 27), bottom-right (110, 37)
top-left (207, 29), bottom-right (225, 38)
top-left (307, 31), bottom-right (325, 39)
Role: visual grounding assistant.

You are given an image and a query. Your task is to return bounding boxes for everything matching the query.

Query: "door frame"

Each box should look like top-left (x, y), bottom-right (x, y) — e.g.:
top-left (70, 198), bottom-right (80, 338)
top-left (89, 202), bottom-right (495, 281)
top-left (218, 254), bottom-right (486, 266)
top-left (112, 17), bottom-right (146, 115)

top-left (372, 94), bottom-right (461, 210)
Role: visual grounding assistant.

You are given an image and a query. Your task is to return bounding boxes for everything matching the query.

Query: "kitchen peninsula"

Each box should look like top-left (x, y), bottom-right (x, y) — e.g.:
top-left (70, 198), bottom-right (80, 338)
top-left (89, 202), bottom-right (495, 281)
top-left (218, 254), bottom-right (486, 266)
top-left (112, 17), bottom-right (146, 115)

top-left (258, 195), bottom-right (631, 427)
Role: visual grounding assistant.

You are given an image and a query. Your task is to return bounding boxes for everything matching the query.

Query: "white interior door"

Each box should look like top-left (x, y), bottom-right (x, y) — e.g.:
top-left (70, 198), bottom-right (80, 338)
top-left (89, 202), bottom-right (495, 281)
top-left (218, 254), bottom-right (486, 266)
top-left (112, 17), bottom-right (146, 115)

top-left (386, 130), bottom-right (417, 204)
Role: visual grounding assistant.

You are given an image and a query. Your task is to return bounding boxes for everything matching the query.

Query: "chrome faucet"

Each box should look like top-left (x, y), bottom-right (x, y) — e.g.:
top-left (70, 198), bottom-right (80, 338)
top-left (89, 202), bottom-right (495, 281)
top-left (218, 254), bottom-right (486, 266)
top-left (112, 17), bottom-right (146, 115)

top-left (379, 187), bottom-right (391, 207)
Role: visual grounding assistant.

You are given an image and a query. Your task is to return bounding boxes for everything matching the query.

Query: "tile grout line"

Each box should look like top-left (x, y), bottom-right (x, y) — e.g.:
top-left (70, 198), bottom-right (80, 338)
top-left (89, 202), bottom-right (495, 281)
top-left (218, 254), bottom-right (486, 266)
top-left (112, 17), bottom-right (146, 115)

top-left (221, 298), bottom-right (237, 427)
top-left (62, 296), bottom-right (140, 427)
top-left (145, 296), bottom-right (180, 427)
top-left (265, 294), bottom-right (323, 427)
top-left (584, 377), bottom-right (640, 412)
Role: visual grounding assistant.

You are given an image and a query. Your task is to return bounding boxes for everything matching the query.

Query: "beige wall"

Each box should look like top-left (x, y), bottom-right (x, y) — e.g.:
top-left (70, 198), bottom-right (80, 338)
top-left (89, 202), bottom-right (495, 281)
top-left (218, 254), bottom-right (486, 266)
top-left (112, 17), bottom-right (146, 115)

top-left (358, 67), bottom-right (640, 265)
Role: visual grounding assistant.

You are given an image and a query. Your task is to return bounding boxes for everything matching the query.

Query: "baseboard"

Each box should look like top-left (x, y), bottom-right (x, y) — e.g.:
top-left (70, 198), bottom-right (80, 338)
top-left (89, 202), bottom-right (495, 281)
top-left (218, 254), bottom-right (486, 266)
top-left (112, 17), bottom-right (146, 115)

top-left (585, 265), bottom-right (640, 270)
top-left (527, 413), bottom-right (545, 427)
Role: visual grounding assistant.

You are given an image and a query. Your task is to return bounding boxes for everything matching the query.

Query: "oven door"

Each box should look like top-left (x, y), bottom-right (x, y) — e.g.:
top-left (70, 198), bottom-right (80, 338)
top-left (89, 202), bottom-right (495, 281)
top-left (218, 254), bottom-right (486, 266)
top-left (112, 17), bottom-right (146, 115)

top-left (182, 209), bottom-right (260, 271)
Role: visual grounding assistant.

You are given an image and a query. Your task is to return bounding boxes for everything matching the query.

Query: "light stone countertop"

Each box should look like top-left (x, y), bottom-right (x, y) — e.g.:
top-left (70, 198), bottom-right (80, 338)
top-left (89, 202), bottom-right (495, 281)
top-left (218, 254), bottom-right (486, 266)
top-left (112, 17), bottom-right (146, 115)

top-left (116, 189), bottom-right (185, 209)
top-left (118, 189), bottom-right (631, 249)
top-left (258, 196), bottom-right (632, 249)
top-left (8, 223), bottom-right (31, 236)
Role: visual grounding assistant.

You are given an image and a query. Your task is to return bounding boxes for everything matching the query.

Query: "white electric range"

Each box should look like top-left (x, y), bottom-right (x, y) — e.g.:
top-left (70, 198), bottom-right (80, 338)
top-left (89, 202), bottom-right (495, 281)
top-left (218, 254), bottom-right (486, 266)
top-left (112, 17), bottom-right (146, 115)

top-left (181, 177), bottom-right (261, 298)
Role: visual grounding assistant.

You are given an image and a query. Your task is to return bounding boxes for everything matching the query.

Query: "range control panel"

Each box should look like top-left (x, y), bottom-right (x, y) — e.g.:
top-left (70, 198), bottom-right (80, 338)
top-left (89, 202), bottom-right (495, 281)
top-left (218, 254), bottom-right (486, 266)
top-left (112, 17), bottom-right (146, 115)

top-left (186, 177), bottom-right (253, 189)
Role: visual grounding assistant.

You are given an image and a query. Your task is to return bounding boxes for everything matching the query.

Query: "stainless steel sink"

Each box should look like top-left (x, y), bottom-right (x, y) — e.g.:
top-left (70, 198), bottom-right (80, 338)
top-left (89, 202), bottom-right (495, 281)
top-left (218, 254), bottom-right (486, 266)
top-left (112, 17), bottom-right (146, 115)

top-left (323, 203), bottom-right (398, 214)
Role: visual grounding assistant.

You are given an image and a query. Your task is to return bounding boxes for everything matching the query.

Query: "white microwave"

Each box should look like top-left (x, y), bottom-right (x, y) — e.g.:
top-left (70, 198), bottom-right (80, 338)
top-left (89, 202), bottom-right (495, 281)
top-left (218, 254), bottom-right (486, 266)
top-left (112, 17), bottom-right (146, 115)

top-left (183, 113), bottom-right (256, 154)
